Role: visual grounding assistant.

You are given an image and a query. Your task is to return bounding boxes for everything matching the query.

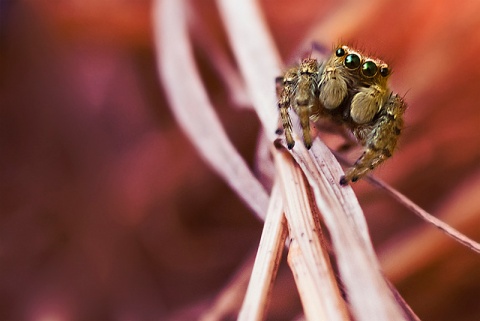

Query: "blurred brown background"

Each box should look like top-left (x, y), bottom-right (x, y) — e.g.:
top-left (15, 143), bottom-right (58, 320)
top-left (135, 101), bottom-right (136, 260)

top-left (1, 0), bottom-right (479, 320)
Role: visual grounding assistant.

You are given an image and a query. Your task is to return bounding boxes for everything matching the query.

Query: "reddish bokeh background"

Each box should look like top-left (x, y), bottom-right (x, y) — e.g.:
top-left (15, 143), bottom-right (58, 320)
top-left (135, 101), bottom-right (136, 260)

top-left (1, 1), bottom-right (479, 320)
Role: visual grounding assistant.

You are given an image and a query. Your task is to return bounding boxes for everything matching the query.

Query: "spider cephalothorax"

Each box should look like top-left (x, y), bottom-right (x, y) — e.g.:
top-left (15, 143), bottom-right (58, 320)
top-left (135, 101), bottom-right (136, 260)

top-left (276, 45), bottom-right (407, 185)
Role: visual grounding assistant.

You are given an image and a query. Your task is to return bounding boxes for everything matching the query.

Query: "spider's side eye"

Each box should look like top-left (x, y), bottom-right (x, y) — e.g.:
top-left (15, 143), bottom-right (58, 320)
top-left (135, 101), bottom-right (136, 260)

top-left (380, 66), bottom-right (390, 77)
top-left (336, 47), bottom-right (346, 57)
top-left (361, 61), bottom-right (378, 77)
top-left (344, 54), bottom-right (361, 69)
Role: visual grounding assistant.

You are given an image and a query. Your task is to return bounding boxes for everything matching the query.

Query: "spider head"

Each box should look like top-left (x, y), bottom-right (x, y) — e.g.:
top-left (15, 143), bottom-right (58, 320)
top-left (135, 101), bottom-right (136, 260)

top-left (334, 45), bottom-right (391, 82)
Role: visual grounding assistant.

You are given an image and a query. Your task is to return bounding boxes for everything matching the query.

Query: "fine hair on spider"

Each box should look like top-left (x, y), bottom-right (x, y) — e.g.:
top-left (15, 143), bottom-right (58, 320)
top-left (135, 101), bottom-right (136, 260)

top-left (276, 44), bottom-right (407, 185)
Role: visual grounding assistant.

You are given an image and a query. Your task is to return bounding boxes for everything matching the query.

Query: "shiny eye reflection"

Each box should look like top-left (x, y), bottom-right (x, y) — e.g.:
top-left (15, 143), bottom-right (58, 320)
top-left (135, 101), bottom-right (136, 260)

top-left (344, 54), bottom-right (361, 69)
top-left (361, 61), bottom-right (378, 77)
top-left (336, 47), bottom-right (346, 57)
top-left (380, 66), bottom-right (390, 77)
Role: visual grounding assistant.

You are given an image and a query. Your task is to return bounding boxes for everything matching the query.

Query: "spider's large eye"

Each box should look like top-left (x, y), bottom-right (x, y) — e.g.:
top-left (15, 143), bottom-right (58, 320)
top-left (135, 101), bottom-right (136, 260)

top-left (344, 54), bottom-right (361, 69)
top-left (380, 65), bottom-right (390, 77)
top-left (361, 61), bottom-right (378, 77)
top-left (336, 47), bottom-right (345, 57)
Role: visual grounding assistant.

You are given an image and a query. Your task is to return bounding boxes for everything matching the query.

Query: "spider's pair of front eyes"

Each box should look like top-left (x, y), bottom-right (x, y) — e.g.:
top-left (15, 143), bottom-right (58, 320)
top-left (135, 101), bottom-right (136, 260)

top-left (335, 47), bottom-right (389, 78)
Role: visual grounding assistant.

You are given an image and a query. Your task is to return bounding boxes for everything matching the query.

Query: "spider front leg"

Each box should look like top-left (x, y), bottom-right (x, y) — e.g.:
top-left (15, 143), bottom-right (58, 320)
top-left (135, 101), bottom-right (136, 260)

top-left (340, 93), bottom-right (407, 185)
top-left (350, 84), bottom-right (388, 124)
top-left (293, 58), bottom-right (320, 149)
top-left (276, 69), bottom-right (297, 149)
top-left (298, 102), bottom-right (313, 149)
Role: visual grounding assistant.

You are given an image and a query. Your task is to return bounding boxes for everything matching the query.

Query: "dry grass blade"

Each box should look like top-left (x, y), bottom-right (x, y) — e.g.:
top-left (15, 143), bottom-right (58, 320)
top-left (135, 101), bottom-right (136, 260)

top-left (286, 141), bottom-right (406, 320)
top-left (237, 182), bottom-right (287, 321)
top-left (215, 0), bottom-right (282, 138)
top-left (380, 170), bottom-right (480, 283)
top-left (331, 150), bottom-right (480, 254)
top-left (153, 0), bottom-right (269, 219)
top-left (275, 149), bottom-right (349, 320)
top-left (189, 14), bottom-right (250, 109)
top-left (367, 176), bottom-right (480, 254)
top-left (386, 281), bottom-right (422, 321)
top-left (217, 0), bottom-right (410, 320)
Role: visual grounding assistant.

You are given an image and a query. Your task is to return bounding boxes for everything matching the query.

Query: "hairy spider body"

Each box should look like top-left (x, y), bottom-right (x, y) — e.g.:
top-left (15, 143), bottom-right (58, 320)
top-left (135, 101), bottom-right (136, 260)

top-left (276, 45), bottom-right (407, 185)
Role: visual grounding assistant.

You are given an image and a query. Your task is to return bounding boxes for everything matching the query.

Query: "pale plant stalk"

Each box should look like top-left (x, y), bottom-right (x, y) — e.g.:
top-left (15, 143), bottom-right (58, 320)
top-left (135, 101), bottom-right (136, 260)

top-left (274, 148), bottom-right (349, 320)
top-left (153, 0), bottom-right (269, 220)
top-left (215, 0), bottom-right (410, 319)
top-left (153, 0), bottom-right (478, 320)
top-left (156, 0), bottom-right (408, 319)
top-left (367, 176), bottom-right (480, 253)
top-left (332, 153), bottom-right (480, 254)
top-left (237, 182), bottom-right (287, 321)
top-left (379, 170), bottom-right (480, 283)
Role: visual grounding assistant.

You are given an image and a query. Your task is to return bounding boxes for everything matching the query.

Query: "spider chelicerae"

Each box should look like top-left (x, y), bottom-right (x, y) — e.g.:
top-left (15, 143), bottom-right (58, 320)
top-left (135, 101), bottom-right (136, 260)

top-left (276, 45), bottom-right (407, 185)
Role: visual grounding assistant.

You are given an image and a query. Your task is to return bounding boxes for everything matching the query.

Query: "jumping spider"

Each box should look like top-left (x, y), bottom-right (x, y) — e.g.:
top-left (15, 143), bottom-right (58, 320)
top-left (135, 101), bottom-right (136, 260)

top-left (276, 45), bottom-right (407, 185)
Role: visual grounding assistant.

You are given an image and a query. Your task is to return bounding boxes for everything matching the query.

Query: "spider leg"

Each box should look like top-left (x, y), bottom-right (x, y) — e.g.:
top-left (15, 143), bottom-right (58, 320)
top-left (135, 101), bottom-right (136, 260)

top-left (275, 77), bottom-right (284, 135)
top-left (279, 101), bottom-right (294, 149)
top-left (350, 84), bottom-right (388, 124)
top-left (298, 105), bottom-right (312, 149)
top-left (340, 148), bottom-right (390, 185)
top-left (294, 59), bottom-right (320, 149)
top-left (340, 93), bottom-right (407, 185)
top-left (276, 71), bottom-right (297, 149)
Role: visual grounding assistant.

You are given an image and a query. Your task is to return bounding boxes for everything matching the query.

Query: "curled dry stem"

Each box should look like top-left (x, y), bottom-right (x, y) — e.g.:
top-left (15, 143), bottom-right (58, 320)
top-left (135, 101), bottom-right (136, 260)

top-left (153, 0), bottom-right (477, 320)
